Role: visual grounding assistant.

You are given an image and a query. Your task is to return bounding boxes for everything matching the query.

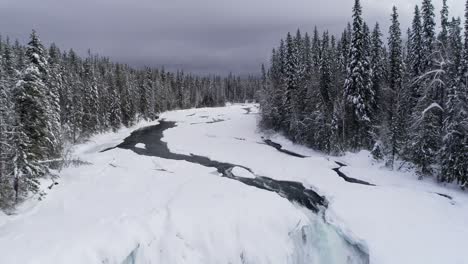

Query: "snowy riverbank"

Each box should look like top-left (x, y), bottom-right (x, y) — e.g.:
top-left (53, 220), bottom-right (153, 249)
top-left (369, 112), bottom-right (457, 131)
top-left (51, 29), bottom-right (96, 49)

top-left (0, 104), bottom-right (467, 264)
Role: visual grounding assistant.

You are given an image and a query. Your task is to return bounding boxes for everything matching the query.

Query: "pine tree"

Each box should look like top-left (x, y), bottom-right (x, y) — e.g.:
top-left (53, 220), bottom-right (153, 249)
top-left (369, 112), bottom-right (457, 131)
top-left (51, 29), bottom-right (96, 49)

top-left (115, 64), bottom-right (133, 127)
top-left (139, 67), bottom-right (155, 120)
top-left (294, 30), bottom-right (307, 111)
top-left (303, 33), bottom-right (313, 81)
top-left (370, 23), bottom-right (384, 114)
top-left (312, 27), bottom-right (320, 69)
top-left (14, 30), bottom-right (49, 160)
top-left (438, 2), bottom-right (468, 187)
top-left (81, 55), bottom-right (100, 136)
top-left (408, 95), bottom-right (443, 177)
top-left (13, 39), bottom-right (26, 71)
top-left (108, 71), bottom-right (122, 132)
top-left (408, 5), bottom-right (424, 109)
top-left (421, 0), bottom-right (436, 71)
top-left (339, 23), bottom-right (352, 73)
top-left (66, 49), bottom-right (84, 143)
top-left (267, 43), bottom-right (286, 130)
top-left (2, 38), bottom-right (15, 77)
top-left (385, 6), bottom-right (405, 168)
top-left (462, 0), bottom-right (468, 78)
top-left (10, 119), bottom-right (46, 202)
top-left (317, 31), bottom-right (333, 152)
top-left (0, 39), bottom-right (15, 187)
top-left (438, 0), bottom-right (449, 50)
top-left (0, 65), bottom-right (12, 206)
top-left (46, 43), bottom-right (63, 157)
top-left (343, 0), bottom-right (374, 149)
top-left (284, 31), bottom-right (301, 137)
top-left (362, 22), bottom-right (374, 117)
top-left (11, 30), bottom-right (49, 199)
top-left (406, 0), bottom-right (444, 177)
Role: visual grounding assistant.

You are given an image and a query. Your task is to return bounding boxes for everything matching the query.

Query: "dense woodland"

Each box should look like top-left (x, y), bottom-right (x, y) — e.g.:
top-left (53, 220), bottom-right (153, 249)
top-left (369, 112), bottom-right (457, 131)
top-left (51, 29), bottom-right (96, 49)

top-left (259, 0), bottom-right (468, 188)
top-left (0, 32), bottom-right (259, 209)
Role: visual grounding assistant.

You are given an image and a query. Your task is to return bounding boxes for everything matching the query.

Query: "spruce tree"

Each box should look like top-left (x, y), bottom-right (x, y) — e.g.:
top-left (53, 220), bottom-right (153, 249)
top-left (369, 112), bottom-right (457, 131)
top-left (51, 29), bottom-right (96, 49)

top-left (66, 49), bottom-right (84, 143)
top-left (108, 72), bottom-right (122, 132)
top-left (0, 67), bottom-right (11, 200)
top-left (46, 43), bottom-right (63, 157)
top-left (441, 16), bottom-right (467, 187)
top-left (0, 40), bottom-right (15, 185)
top-left (438, 0), bottom-right (449, 50)
top-left (284, 31), bottom-right (301, 137)
top-left (343, 0), bottom-right (374, 149)
top-left (303, 33), bottom-right (313, 81)
top-left (312, 27), bottom-right (320, 69)
top-left (291, 30), bottom-right (308, 142)
top-left (318, 31), bottom-right (333, 152)
top-left (81, 55), bottom-right (100, 136)
top-left (386, 6), bottom-right (405, 168)
top-left (421, 0), bottom-right (436, 71)
top-left (408, 5), bottom-right (424, 109)
top-left (115, 64), bottom-right (133, 127)
top-left (14, 30), bottom-right (49, 160)
top-left (139, 67), bottom-right (155, 120)
top-left (407, 0), bottom-right (444, 176)
top-left (268, 42), bottom-right (286, 130)
top-left (370, 23), bottom-right (384, 115)
top-left (11, 30), bottom-right (49, 199)
top-left (462, 0), bottom-right (468, 78)
top-left (439, 1), bottom-right (468, 187)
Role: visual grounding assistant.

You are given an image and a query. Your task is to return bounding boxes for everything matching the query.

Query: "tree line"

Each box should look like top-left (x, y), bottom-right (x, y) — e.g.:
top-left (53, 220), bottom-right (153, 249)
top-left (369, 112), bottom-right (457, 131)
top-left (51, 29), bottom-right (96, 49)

top-left (259, 0), bottom-right (468, 188)
top-left (0, 31), bottom-right (259, 209)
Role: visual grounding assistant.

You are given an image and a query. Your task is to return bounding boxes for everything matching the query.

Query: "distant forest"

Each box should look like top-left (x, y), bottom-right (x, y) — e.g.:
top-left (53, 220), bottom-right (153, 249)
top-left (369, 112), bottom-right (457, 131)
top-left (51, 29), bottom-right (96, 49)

top-left (259, 0), bottom-right (468, 187)
top-left (0, 32), bottom-right (260, 209)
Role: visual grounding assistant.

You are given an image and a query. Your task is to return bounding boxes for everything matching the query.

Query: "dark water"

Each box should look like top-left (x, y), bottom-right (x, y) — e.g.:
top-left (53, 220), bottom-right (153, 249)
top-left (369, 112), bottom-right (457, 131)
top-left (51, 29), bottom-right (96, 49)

top-left (104, 121), bottom-right (327, 212)
top-left (332, 164), bottom-right (375, 186)
top-left (262, 138), bottom-right (375, 186)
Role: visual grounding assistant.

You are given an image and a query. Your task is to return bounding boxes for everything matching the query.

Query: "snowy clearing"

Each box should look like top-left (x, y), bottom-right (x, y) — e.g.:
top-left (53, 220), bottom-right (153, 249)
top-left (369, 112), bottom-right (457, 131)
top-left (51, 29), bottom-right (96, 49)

top-left (0, 104), bottom-right (467, 264)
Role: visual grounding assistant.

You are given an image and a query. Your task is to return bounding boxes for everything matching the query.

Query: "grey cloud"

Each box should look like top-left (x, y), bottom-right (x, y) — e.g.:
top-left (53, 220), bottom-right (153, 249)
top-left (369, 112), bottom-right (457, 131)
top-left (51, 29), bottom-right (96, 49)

top-left (0, 0), bottom-right (465, 75)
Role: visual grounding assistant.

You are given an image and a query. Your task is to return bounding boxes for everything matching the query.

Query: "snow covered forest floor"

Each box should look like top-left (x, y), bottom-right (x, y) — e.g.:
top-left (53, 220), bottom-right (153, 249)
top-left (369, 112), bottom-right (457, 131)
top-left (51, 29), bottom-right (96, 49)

top-left (0, 104), bottom-right (467, 264)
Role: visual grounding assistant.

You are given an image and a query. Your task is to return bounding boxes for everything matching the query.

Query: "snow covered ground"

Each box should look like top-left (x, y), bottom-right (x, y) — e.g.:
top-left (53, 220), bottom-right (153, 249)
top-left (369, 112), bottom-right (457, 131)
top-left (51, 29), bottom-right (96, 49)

top-left (0, 103), bottom-right (467, 264)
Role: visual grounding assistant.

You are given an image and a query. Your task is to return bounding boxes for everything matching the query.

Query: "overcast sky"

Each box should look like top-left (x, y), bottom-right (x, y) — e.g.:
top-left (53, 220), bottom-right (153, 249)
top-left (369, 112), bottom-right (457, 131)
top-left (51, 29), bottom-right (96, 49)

top-left (0, 0), bottom-right (465, 75)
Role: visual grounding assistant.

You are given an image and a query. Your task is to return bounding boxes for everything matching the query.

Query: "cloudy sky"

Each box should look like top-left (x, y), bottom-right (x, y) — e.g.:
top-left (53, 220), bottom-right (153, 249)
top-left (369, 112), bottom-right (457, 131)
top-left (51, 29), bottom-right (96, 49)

top-left (0, 0), bottom-right (465, 75)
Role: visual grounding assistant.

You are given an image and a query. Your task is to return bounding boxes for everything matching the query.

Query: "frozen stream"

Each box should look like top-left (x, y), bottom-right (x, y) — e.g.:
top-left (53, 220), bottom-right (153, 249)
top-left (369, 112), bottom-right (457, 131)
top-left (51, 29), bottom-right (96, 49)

top-left (107, 121), bottom-right (370, 264)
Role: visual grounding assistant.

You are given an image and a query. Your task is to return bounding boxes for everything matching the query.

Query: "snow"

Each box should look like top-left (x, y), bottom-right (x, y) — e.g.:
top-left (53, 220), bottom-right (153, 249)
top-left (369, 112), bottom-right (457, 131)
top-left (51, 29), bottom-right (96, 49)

top-left (162, 104), bottom-right (468, 264)
top-left (135, 143), bottom-right (146, 149)
top-left (1, 103), bottom-right (467, 264)
top-left (231, 166), bottom-right (255, 179)
top-left (422, 102), bottom-right (444, 116)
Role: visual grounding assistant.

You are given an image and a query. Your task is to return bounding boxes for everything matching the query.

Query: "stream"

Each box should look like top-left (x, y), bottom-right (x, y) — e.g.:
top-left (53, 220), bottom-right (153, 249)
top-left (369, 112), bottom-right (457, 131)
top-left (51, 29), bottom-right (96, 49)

top-left (262, 139), bottom-right (375, 186)
top-left (104, 120), bottom-right (370, 264)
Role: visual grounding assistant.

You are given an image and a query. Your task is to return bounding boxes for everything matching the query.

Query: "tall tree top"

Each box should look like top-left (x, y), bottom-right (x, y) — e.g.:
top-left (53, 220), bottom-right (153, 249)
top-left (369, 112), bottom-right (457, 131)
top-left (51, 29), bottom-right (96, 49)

top-left (352, 0), bottom-right (364, 32)
top-left (389, 6), bottom-right (402, 43)
top-left (421, 0), bottom-right (436, 58)
top-left (26, 30), bottom-right (48, 74)
top-left (438, 0), bottom-right (449, 48)
top-left (412, 5), bottom-right (422, 32)
top-left (353, 0), bottom-right (363, 19)
top-left (351, 0), bottom-right (364, 51)
top-left (462, 0), bottom-right (468, 77)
